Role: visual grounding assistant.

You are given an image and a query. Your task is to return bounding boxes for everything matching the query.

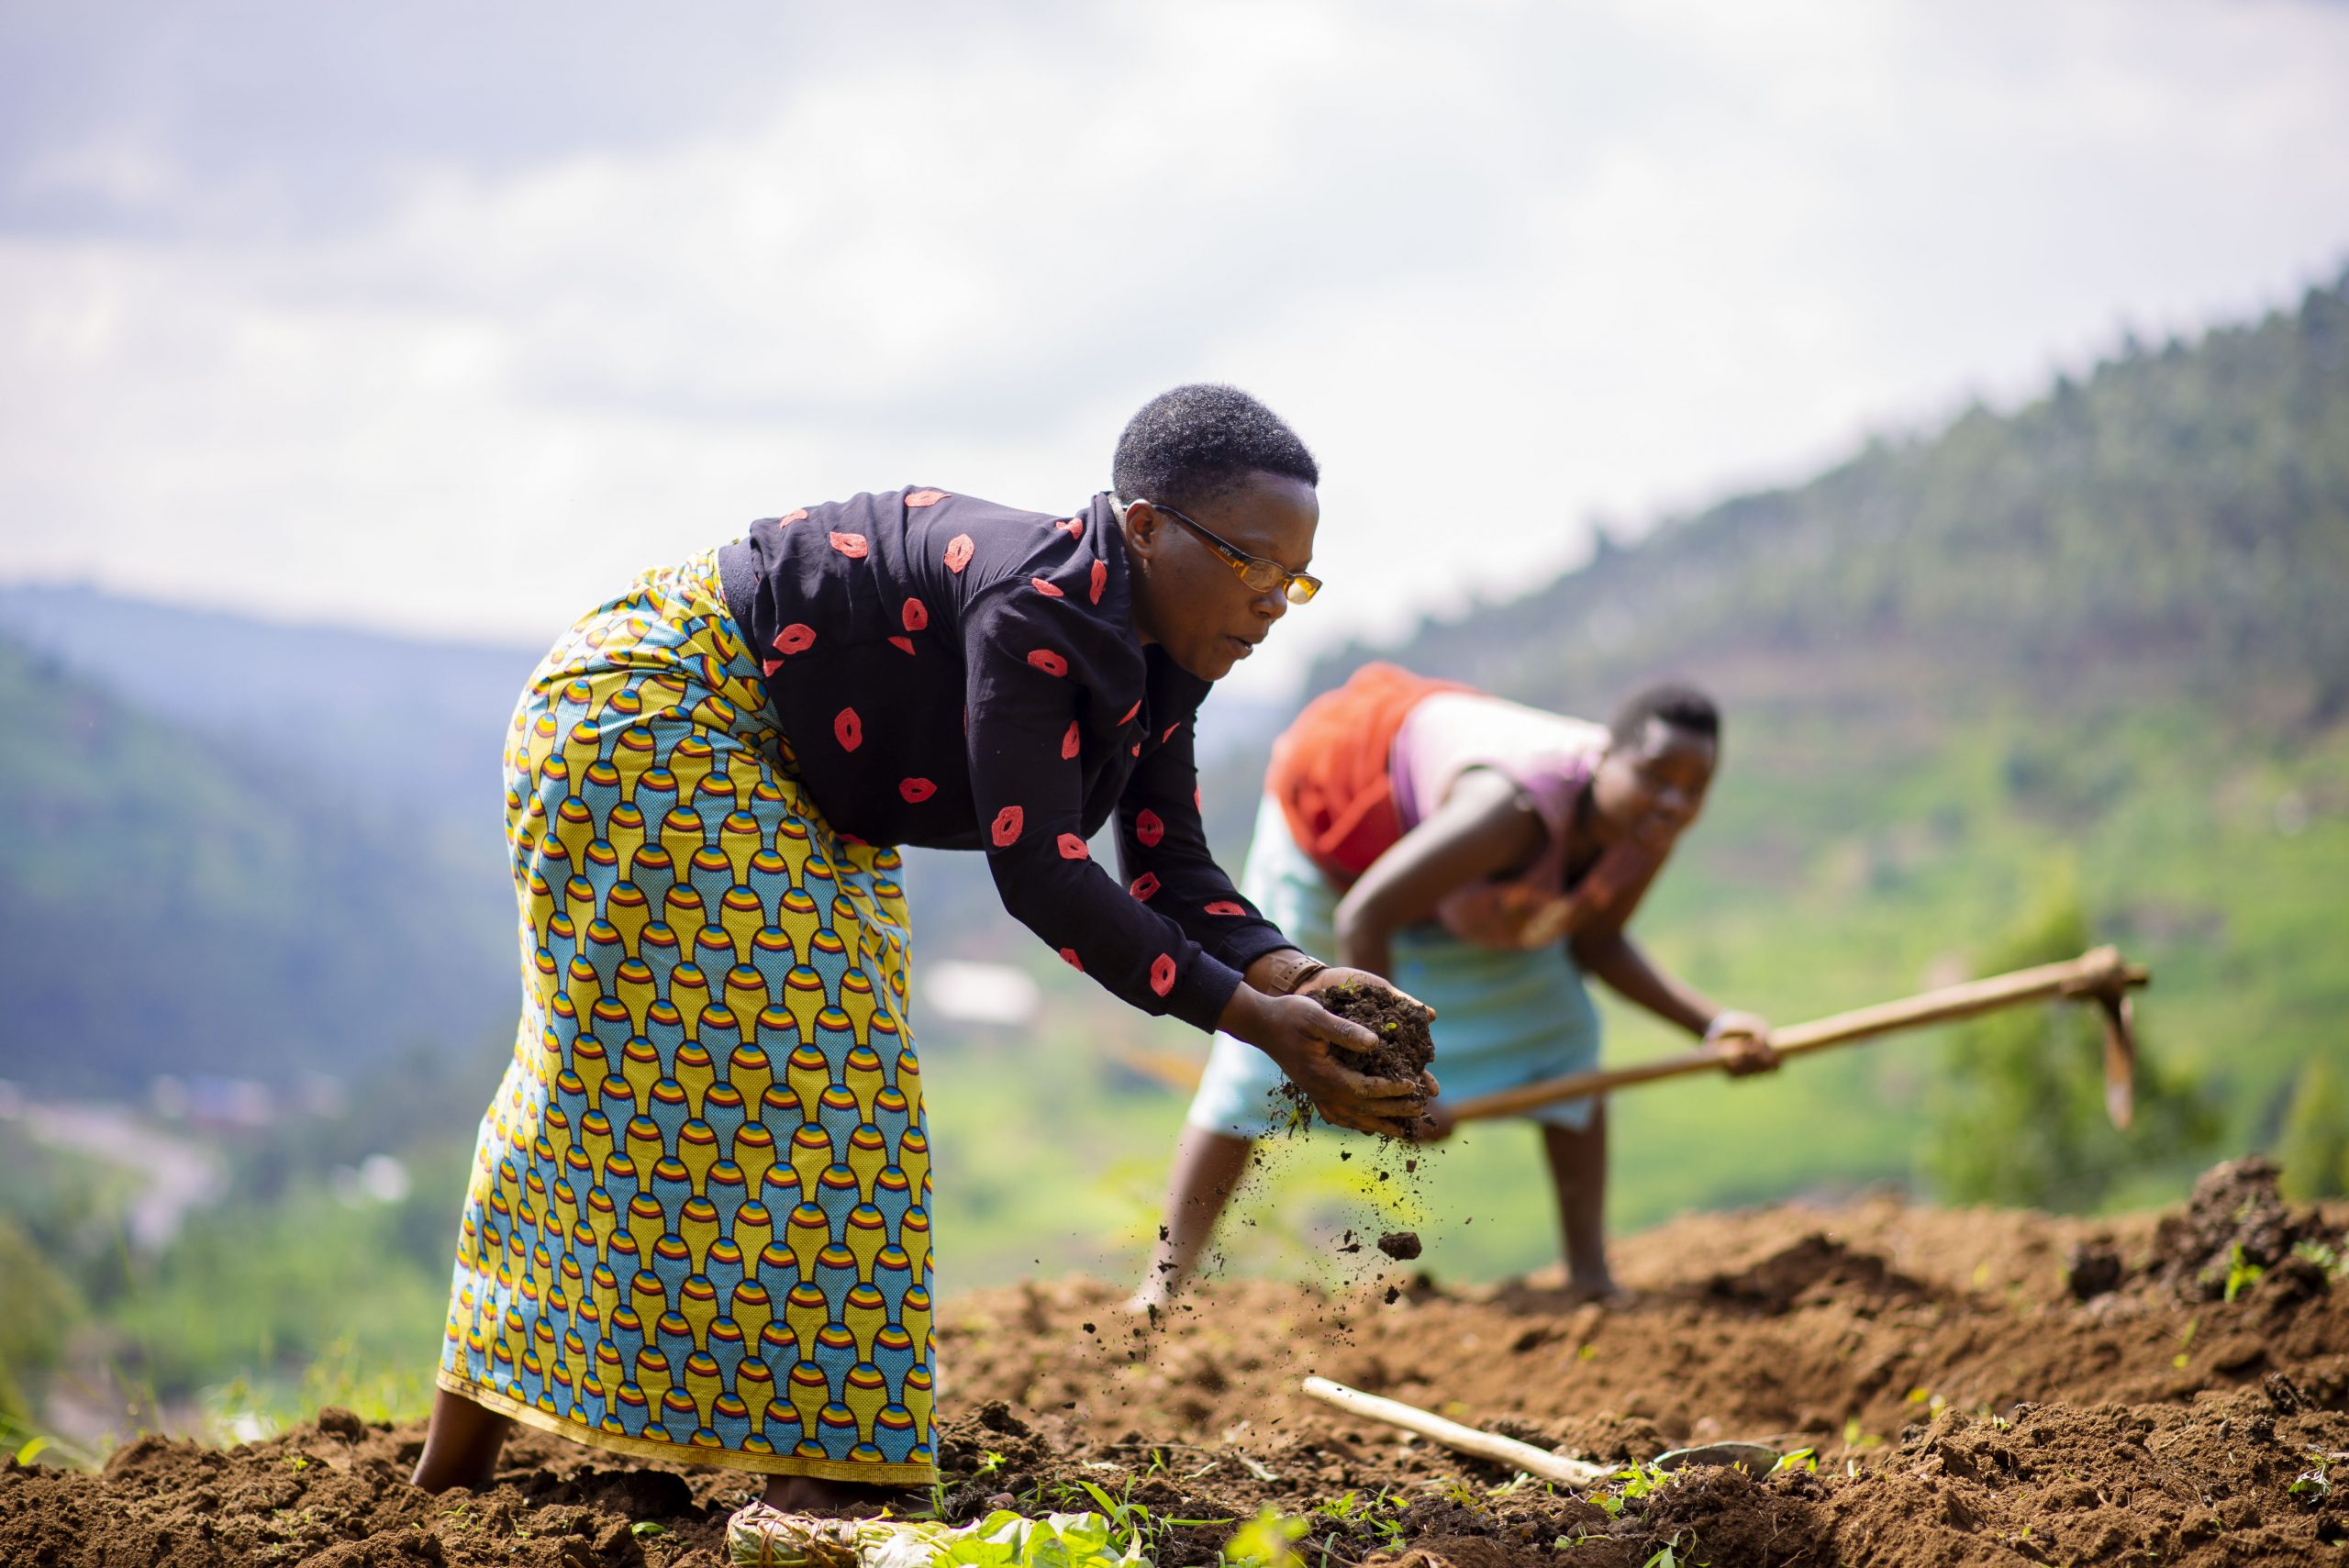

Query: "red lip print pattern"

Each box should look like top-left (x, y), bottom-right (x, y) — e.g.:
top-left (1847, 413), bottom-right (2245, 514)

top-left (1030, 576), bottom-right (1063, 598)
top-left (990, 806), bottom-right (1023, 847)
top-left (1161, 721), bottom-right (1182, 743)
top-left (1150, 954), bottom-right (1176, 996)
top-left (888, 636), bottom-right (916, 655)
top-left (835, 708), bottom-right (862, 750)
top-left (907, 489), bottom-right (948, 507)
top-left (1055, 833), bottom-right (1088, 861)
top-left (899, 778), bottom-right (935, 803)
top-left (829, 531), bottom-right (869, 559)
top-left (779, 508), bottom-right (808, 525)
top-left (1204, 900), bottom-right (1247, 916)
top-left (1056, 517), bottom-right (1085, 537)
top-left (1027, 650), bottom-right (1068, 677)
top-left (1134, 810), bottom-right (1163, 847)
top-left (1090, 560), bottom-right (1107, 604)
top-left (1130, 873), bottom-right (1160, 901)
top-left (772, 624), bottom-right (817, 656)
top-left (901, 598), bottom-right (929, 631)
top-left (1059, 947), bottom-right (1084, 971)
top-left (1119, 699), bottom-right (1141, 725)
top-left (944, 535), bottom-right (974, 573)
top-left (1061, 720), bottom-right (1080, 760)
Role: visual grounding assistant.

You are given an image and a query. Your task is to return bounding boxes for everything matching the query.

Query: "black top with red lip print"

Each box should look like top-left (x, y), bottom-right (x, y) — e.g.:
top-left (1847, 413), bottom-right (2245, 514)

top-left (718, 486), bottom-right (1291, 1031)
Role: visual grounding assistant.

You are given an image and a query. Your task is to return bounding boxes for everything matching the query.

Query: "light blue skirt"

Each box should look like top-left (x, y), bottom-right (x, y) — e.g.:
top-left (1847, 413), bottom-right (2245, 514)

top-left (1186, 794), bottom-right (1602, 1138)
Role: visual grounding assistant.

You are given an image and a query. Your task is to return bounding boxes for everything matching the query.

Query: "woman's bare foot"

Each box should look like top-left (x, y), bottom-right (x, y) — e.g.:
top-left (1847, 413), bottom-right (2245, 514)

top-left (760, 1473), bottom-right (922, 1516)
top-left (410, 1389), bottom-right (513, 1493)
top-left (1562, 1274), bottom-right (1638, 1307)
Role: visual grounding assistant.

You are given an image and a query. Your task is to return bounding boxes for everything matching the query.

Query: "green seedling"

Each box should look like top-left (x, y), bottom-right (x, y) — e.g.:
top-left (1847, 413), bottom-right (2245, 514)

top-left (1223, 1507), bottom-right (1308, 1567)
top-left (2172, 1316), bottom-right (2199, 1369)
top-left (2292, 1240), bottom-right (2347, 1280)
top-left (1771, 1447), bottom-right (1819, 1474)
top-left (2289, 1451), bottom-right (2332, 1505)
top-left (1595, 1461), bottom-right (1674, 1518)
top-left (1642, 1534), bottom-right (1687, 1568)
top-left (629, 1520), bottom-right (667, 1539)
top-left (2223, 1245), bottom-right (2266, 1303)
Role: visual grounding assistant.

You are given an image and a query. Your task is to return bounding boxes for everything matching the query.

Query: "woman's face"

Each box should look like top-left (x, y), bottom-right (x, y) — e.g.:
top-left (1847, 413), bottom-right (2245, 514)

top-left (1590, 718), bottom-right (1718, 849)
top-left (1121, 472), bottom-right (1319, 682)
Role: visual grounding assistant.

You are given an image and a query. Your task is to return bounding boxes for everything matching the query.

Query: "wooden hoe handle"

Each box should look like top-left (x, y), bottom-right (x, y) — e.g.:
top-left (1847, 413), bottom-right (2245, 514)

top-left (1445, 944), bottom-right (2148, 1126)
top-left (1301, 1376), bottom-right (1610, 1486)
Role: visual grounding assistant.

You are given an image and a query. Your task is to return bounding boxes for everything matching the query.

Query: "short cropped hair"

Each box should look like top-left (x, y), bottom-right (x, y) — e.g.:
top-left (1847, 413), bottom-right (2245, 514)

top-left (1610, 682), bottom-right (1720, 747)
top-left (1111, 384), bottom-right (1319, 512)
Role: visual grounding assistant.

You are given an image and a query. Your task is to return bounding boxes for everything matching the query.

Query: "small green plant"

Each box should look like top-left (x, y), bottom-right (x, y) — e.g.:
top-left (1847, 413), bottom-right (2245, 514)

top-left (2173, 1316), bottom-right (2199, 1369)
top-left (629, 1520), bottom-right (666, 1539)
top-left (2222, 1245), bottom-right (2266, 1303)
top-left (2289, 1452), bottom-right (2333, 1506)
top-left (974, 1449), bottom-right (1008, 1481)
top-left (2292, 1239), bottom-right (2347, 1280)
top-left (1223, 1507), bottom-right (1308, 1567)
top-left (1437, 1476), bottom-right (1488, 1512)
top-left (1308, 1489), bottom-right (1408, 1550)
top-left (1642, 1534), bottom-right (1687, 1568)
top-left (1771, 1447), bottom-right (1819, 1474)
top-left (1594, 1461), bottom-right (1674, 1518)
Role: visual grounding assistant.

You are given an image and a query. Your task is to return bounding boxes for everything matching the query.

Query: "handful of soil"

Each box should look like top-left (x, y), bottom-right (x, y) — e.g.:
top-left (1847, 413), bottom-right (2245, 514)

top-left (1313, 980), bottom-right (1435, 1083)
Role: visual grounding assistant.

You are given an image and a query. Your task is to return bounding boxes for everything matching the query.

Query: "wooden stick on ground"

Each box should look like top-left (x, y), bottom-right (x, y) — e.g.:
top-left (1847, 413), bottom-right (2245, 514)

top-left (1445, 944), bottom-right (2148, 1126)
top-left (1300, 1375), bottom-right (1611, 1486)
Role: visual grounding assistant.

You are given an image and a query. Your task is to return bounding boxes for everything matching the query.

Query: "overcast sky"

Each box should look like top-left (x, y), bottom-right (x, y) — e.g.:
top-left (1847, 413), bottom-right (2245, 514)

top-left (4, 0), bottom-right (2345, 697)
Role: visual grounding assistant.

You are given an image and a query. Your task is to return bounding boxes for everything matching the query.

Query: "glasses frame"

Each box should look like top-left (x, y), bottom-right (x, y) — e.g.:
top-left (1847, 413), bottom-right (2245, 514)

top-left (1130, 498), bottom-right (1323, 604)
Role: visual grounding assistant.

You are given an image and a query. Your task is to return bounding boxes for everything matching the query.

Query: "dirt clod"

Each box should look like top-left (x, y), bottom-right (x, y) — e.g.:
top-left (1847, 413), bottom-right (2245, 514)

top-left (1378, 1230), bottom-right (1424, 1261)
top-left (1313, 981), bottom-right (1436, 1082)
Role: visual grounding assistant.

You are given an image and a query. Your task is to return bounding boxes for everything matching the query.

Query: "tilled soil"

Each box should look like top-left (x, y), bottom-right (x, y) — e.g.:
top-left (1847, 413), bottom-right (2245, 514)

top-left (6, 1161), bottom-right (2345, 1567)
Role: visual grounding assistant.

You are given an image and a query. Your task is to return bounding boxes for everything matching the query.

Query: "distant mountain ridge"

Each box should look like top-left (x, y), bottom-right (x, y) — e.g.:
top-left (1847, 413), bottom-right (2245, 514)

top-left (0, 584), bottom-right (544, 831)
top-left (1309, 272), bottom-right (2349, 728)
top-left (0, 637), bottom-right (519, 1095)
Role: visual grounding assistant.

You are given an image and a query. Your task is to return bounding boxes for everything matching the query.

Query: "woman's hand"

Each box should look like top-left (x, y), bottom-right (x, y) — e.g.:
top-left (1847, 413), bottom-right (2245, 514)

top-left (1219, 986), bottom-right (1438, 1138)
top-left (1705, 1009), bottom-right (1779, 1075)
top-left (1293, 964), bottom-right (1437, 1020)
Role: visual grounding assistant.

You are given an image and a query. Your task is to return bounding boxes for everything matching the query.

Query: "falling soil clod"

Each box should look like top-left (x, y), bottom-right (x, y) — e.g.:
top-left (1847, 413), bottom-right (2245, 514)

top-left (1378, 1229), bottom-right (1424, 1261)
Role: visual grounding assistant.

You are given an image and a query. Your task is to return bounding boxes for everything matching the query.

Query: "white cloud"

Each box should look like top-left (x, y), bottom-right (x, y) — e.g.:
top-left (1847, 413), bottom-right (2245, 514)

top-left (1, 0), bottom-right (2344, 699)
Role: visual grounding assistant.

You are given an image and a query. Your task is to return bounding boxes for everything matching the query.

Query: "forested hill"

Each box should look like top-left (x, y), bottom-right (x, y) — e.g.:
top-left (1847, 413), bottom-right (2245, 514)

top-left (1316, 272), bottom-right (2349, 728)
top-left (0, 637), bottom-right (518, 1095)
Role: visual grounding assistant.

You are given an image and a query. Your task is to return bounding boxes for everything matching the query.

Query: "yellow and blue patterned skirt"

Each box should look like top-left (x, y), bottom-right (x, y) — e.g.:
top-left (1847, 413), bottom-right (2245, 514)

top-left (436, 550), bottom-right (934, 1485)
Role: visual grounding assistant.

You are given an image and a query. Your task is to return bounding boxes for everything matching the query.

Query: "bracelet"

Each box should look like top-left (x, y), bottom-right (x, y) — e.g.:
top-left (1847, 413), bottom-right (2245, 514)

top-left (1285, 958), bottom-right (1329, 994)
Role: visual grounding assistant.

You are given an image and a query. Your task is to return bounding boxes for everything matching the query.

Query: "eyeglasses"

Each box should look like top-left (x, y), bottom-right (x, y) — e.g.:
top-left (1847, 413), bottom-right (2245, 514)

top-left (1131, 499), bottom-right (1324, 604)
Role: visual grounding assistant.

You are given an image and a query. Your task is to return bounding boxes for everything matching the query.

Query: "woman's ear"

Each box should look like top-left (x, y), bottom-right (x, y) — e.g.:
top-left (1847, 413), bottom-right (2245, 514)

top-left (1119, 498), bottom-right (1162, 562)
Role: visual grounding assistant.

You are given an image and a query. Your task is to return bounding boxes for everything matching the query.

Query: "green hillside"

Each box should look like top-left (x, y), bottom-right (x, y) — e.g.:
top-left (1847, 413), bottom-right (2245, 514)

top-left (0, 639), bottom-right (516, 1095)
